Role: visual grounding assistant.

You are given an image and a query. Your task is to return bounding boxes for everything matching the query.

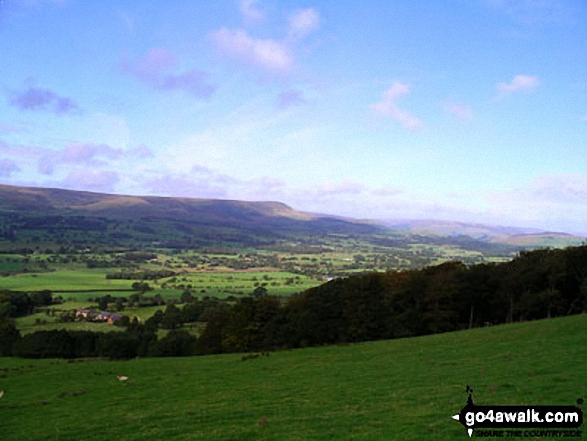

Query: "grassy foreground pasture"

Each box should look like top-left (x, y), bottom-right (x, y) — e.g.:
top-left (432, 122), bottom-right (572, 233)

top-left (1, 314), bottom-right (586, 440)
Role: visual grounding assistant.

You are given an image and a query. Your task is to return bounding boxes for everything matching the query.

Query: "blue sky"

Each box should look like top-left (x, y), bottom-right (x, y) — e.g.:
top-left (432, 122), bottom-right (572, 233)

top-left (0, 0), bottom-right (586, 234)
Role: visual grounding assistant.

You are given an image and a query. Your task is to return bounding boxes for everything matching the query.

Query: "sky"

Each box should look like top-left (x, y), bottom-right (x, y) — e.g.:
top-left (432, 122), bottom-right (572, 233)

top-left (0, 0), bottom-right (586, 235)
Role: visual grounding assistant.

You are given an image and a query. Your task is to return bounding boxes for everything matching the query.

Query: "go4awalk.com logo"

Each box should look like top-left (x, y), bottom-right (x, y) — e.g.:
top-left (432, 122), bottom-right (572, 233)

top-left (452, 385), bottom-right (584, 438)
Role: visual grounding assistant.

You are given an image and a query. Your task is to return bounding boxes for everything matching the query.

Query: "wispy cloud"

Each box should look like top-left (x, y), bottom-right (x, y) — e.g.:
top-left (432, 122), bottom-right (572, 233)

top-left (316, 180), bottom-right (367, 197)
top-left (9, 87), bottom-right (80, 115)
top-left (145, 174), bottom-right (228, 199)
top-left (38, 142), bottom-right (122, 175)
top-left (486, 173), bottom-right (587, 233)
top-left (0, 140), bottom-right (45, 163)
top-left (486, 0), bottom-right (575, 25)
top-left (129, 144), bottom-right (154, 159)
top-left (209, 29), bottom-right (294, 76)
top-left (117, 9), bottom-right (135, 33)
top-left (59, 169), bottom-right (120, 193)
top-left (371, 82), bottom-right (422, 130)
top-left (120, 48), bottom-right (216, 99)
top-left (0, 158), bottom-right (20, 177)
top-left (0, 122), bottom-right (24, 134)
top-left (287, 8), bottom-right (320, 41)
top-left (495, 74), bottom-right (540, 98)
top-left (121, 47), bottom-right (176, 83)
top-left (372, 186), bottom-right (404, 197)
top-left (239, 0), bottom-right (264, 25)
top-left (443, 102), bottom-right (473, 121)
top-left (143, 165), bottom-right (280, 200)
top-left (277, 89), bottom-right (306, 108)
top-left (209, 5), bottom-right (320, 78)
top-left (159, 70), bottom-right (215, 97)
top-left (526, 173), bottom-right (587, 204)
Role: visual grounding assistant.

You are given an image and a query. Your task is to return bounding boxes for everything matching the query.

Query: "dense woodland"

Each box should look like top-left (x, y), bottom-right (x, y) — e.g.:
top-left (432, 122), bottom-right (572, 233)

top-left (1, 245), bottom-right (586, 359)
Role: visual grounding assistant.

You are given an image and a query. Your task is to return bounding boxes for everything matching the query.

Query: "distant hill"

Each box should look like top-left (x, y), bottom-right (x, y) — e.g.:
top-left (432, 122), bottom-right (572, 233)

top-left (495, 232), bottom-right (585, 248)
top-left (0, 184), bottom-right (310, 220)
top-left (383, 219), bottom-right (585, 248)
top-left (0, 184), bottom-right (385, 249)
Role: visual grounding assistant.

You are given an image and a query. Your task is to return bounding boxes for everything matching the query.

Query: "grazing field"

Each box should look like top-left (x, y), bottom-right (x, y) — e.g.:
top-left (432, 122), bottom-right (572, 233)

top-left (154, 271), bottom-right (319, 299)
top-left (14, 311), bottom-right (124, 335)
top-left (1, 314), bottom-right (585, 440)
top-left (0, 264), bottom-right (319, 299)
top-left (0, 269), bottom-right (133, 292)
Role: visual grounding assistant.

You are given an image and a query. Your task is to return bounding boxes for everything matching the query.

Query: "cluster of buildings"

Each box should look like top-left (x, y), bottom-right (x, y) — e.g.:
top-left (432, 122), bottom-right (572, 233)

top-left (75, 309), bottom-right (123, 324)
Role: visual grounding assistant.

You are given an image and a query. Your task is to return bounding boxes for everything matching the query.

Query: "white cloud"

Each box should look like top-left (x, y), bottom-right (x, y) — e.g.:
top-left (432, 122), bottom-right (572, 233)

top-left (209, 28), bottom-right (294, 76)
top-left (209, 5), bottom-right (320, 79)
top-left (382, 82), bottom-right (410, 100)
top-left (287, 8), bottom-right (320, 41)
top-left (495, 74), bottom-right (540, 98)
top-left (38, 142), bottom-right (122, 175)
top-left (239, 0), bottom-right (264, 25)
top-left (371, 82), bottom-right (422, 130)
top-left (443, 102), bottom-right (473, 121)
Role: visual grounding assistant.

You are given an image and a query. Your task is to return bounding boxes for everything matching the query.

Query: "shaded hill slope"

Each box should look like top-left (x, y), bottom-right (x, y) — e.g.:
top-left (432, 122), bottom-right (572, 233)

top-left (0, 184), bottom-right (384, 248)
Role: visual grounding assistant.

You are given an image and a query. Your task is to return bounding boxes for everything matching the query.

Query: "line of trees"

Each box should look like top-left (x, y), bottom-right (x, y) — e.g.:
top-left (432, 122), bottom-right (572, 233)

top-left (0, 289), bottom-right (53, 318)
top-left (3, 324), bottom-right (196, 359)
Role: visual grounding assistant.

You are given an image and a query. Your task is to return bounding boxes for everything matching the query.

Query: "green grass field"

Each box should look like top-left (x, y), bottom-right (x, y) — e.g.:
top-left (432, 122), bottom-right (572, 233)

top-left (153, 271), bottom-right (320, 299)
top-left (14, 313), bottom-right (125, 335)
top-left (15, 304), bottom-right (167, 335)
top-left (1, 314), bottom-right (585, 440)
top-left (0, 269), bottom-right (133, 291)
top-left (0, 266), bottom-right (319, 300)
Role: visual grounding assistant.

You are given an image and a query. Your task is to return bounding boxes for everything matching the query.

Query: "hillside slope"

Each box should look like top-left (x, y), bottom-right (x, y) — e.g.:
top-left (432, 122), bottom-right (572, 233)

top-left (0, 184), bottom-right (385, 249)
top-left (2, 314), bottom-right (585, 440)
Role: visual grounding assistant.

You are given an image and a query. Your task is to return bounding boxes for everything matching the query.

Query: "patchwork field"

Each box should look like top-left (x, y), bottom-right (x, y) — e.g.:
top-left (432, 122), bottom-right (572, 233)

top-left (153, 271), bottom-right (319, 299)
top-left (0, 264), bottom-right (320, 300)
top-left (1, 314), bottom-right (585, 440)
top-left (0, 269), bottom-right (133, 292)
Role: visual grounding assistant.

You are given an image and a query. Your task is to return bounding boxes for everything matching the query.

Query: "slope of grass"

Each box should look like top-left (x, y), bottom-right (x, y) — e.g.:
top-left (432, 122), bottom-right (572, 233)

top-left (1, 314), bottom-right (586, 440)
